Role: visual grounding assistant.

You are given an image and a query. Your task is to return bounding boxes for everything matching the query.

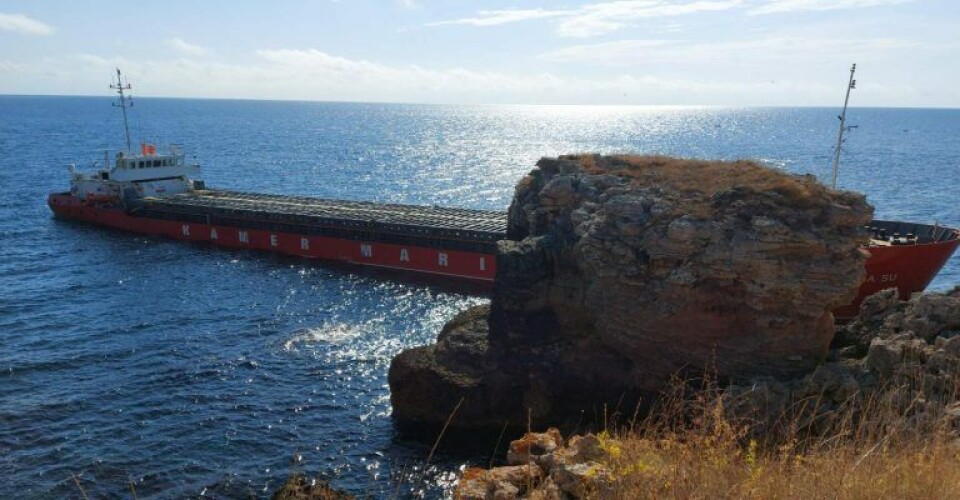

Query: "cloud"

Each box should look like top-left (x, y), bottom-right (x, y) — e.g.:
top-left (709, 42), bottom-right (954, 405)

top-left (248, 48), bottom-right (852, 104)
top-left (0, 44), bottom-right (952, 107)
top-left (555, 0), bottom-right (743, 38)
top-left (166, 37), bottom-right (209, 56)
top-left (541, 36), bottom-right (920, 66)
top-left (428, 0), bottom-right (916, 36)
top-left (0, 12), bottom-right (54, 36)
top-left (428, 1), bottom-right (742, 37)
top-left (253, 48), bottom-right (564, 95)
top-left (0, 48), bottom-right (807, 105)
top-left (748, 0), bottom-right (913, 15)
top-left (426, 9), bottom-right (572, 27)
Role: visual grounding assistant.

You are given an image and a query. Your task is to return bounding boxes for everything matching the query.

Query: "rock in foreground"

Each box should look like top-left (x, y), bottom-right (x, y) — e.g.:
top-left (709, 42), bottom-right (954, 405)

top-left (723, 285), bottom-right (960, 432)
top-left (390, 155), bottom-right (873, 429)
top-left (271, 474), bottom-right (353, 500)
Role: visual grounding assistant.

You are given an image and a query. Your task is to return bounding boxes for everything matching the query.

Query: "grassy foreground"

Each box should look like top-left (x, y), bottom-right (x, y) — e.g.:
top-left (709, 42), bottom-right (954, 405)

top-left (572, 383), bottom-right (960, 499)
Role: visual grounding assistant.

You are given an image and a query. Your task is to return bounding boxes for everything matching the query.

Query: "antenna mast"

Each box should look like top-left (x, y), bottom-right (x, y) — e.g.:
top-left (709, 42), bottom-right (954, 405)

top-left (110, 68), bottom-right (133, 153)
top-left (830, 63), bottom-right (856, 189)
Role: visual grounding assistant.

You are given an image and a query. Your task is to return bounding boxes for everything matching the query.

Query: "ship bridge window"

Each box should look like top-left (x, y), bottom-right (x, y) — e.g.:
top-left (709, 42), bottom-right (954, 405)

top-left (139, 161), bottom-right (145, 168)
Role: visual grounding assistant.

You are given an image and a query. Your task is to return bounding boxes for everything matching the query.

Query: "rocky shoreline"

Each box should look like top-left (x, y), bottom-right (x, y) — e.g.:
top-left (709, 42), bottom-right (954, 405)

top-left (279, 155), bottom-right (959, 498)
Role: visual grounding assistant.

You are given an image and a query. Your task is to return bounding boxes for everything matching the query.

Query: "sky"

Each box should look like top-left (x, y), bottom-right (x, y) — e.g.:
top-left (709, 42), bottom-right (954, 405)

top-left (0, 0), bottom-right (957, 106)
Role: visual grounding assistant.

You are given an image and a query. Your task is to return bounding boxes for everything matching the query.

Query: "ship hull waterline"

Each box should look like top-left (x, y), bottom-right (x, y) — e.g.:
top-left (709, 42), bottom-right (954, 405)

top-left (48, 193), bottom-right (959, 319)
top-left (837, 235), bottom-right (959, 318)
top-left (48, 193), bottom-right (498, 283)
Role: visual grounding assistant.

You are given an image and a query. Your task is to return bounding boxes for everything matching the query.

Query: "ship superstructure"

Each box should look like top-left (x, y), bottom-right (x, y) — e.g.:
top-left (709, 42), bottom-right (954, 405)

top-left (67, 69), bottom-right (200, 205)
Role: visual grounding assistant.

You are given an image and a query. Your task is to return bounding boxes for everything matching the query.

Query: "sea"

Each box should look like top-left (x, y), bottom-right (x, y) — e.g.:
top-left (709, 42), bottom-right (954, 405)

top-left (1, 96), bottom-right (958, 498)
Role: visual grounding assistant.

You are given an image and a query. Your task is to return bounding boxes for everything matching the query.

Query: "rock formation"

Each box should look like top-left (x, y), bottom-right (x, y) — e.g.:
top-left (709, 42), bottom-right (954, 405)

top-left (455, 429), bottom-right (615, 500)
top-left (390, 155), bottom-right (874, 429)
top-left (271, 474), bottom-right (353, 500)
top-left (723, 286), bottom-right (960, 433)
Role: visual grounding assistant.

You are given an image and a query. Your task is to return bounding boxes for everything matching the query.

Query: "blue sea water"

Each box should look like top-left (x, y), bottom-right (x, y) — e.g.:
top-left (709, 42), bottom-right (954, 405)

top-left (1, 96), bottom-right (958, 498)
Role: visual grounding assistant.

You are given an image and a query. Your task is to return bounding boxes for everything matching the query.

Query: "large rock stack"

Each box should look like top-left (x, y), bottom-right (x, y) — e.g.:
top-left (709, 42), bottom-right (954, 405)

top-left (390, 155), bottom-right (873, 429)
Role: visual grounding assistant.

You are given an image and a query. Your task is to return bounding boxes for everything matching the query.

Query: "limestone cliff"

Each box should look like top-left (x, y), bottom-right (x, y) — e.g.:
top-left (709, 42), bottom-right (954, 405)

top-left (390, 155), bottom-right (874, 429)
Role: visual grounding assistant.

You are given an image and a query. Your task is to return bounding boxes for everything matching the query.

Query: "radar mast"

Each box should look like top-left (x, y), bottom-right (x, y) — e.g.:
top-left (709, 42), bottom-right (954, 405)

top-left (110, 68), bottom-right (133, 153)
top-left (830, 63), bottom-right (857, 189)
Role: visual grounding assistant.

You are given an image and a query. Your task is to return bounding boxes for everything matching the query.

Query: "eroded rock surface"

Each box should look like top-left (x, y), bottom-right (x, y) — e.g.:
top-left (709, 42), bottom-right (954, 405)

top-left (724, 286), bottom-right (960, 434)
top-left (390, 155), bottom-right (873, 429)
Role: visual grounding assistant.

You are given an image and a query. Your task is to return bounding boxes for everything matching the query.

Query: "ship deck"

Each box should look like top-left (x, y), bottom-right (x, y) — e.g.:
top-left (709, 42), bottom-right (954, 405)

top-left (139, 190), bottom-right (509, 244)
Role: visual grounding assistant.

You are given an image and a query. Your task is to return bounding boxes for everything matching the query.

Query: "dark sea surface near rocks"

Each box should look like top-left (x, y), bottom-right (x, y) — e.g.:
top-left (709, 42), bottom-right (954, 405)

top-left (0, 96), bottom-right (957, 498)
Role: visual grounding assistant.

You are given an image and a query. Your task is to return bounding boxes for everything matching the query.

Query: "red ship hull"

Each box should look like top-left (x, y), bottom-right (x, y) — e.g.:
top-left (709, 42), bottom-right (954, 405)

top-left (48, 194), bottom-right (959, 317)
top-left (834, 231), bottom-right (960, 319)
top-left (48, 193), bottom-right (497, 283)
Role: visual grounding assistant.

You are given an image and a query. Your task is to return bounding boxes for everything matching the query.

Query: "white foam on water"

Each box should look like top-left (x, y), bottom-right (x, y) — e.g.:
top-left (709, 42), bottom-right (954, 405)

top-left (283, 323), bottom-right (361, 350)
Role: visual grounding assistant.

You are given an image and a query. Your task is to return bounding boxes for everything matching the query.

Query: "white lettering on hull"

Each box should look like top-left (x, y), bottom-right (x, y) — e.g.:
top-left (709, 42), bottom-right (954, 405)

top-left (239, 231), bottom-right (249, 244)
top-left (301, 238), bottom-right (310, 250)
top-left (270, 234), bottom-right (278, 247)
top-left (865, 273), bottom-right (898, 284)
top-left (438, 252), bottom-right (448, 267)
top-left (181, 224), bottom-right (190, 236)
top-left (480, 257), bottom-right (486, 271)
top-left (360, 244), bottom-right (372, 258)
top-left (210, 228), bottom-right (218, 240)
top-left (400, 249), bottom-right (409, 262)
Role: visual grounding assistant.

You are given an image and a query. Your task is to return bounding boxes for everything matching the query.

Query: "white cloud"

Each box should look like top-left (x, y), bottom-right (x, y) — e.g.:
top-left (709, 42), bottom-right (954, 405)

top-left (749, 0), bottom-right (912, 15)
top-left (0, 44), bottom-right (952, 107)
top-left (0, 48), bottom-right (818, 105)
top-left (166, 37), bottom-right (209, 56)
top-left (555, 0), bottom-right (743, 38)
top-left (0, 12), bottom-right (54, 36)
top-left (253, 48), bottom-right (566, 95)
top-left (541, 36), bottom-right (920, 65)
top-left (428, 1), bottom-right (742, 36)
top-left (426, 9), bottom-right (572, 27)
top-left (428, 0), bottom-right (917, 36)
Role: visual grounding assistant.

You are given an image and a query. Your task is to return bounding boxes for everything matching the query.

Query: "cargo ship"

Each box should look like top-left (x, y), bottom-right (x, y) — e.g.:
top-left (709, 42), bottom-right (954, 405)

top-left (48, 70), bottom-right (959, 318)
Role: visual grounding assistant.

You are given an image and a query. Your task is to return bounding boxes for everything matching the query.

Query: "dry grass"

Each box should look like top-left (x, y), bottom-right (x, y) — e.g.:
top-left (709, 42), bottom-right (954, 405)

top-left (584, 379), bottom-right (960, 499)
top-left (568, 153), bottom-right (824, 202)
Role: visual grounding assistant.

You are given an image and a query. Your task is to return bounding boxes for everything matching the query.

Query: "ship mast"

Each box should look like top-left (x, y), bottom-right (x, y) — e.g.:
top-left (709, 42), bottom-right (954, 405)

top-left (830, 63), bottom-right (857, 189)
top-left (110, 68), bottom-right (134, 153)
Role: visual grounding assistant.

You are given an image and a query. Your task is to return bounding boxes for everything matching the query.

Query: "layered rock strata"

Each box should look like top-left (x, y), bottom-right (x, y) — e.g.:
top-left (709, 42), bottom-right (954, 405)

top-left (390, 155), bottom-right (873, 429)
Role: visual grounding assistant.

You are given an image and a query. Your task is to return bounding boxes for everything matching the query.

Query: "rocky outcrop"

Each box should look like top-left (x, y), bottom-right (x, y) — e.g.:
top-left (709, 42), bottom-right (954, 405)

top-left (723, 286), bottom-right (960, 434)
top-left (456, 430), bottom-right (616, 500)
top-left (271, 474), bottom-right (353, 500)
top-left (390, 155), bottom-right (873, 429)
top-left (454, 288), bottom-right (960, 499)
